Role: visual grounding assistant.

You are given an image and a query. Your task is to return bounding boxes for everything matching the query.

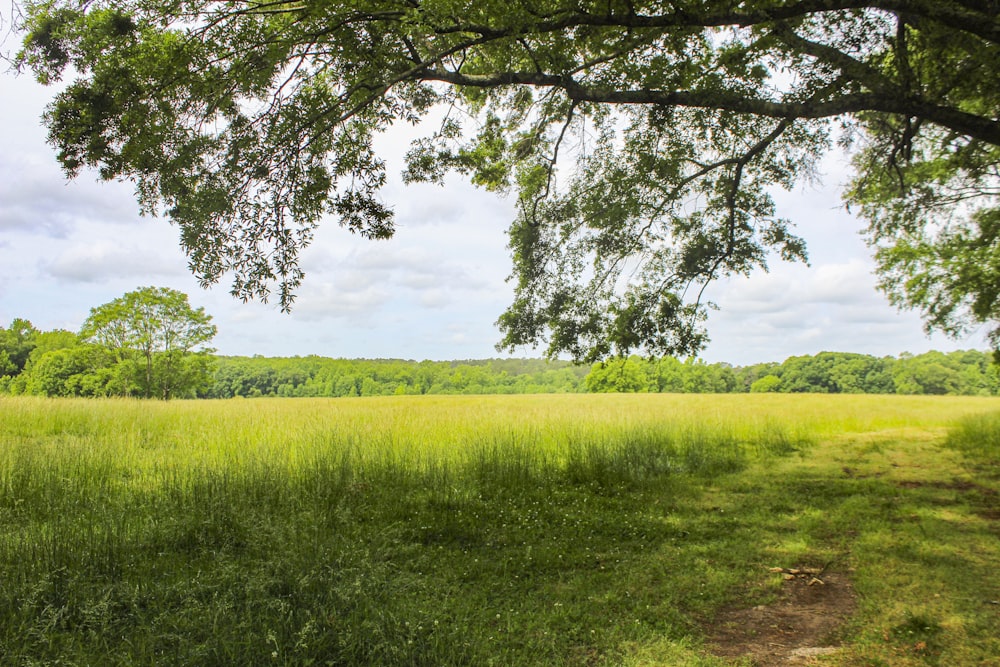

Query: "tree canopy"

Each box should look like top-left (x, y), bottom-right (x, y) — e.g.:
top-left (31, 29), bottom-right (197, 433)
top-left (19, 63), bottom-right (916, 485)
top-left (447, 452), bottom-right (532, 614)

top-left (13, 0), bottom-right (1000, 360)
top-left (81, 286), bottom-right (217, 398)
top-left (0, 318), bottom-right (39, 375)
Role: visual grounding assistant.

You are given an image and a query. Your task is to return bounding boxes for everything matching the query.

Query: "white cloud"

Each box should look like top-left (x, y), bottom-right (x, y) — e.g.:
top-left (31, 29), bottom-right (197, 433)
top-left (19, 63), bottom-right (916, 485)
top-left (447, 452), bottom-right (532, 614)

top-left (292, 279), bottom-right (392, 323)
top-left (0, 75), bottom-right (141, 237)
top-left (0, 161), bottom-right (137, 236)
top-left (701, 246), bottom-right (978, 364)
top-left (809, 260), bottom-right (879, 304)
top-left (418, 289), bottom-right (451, 308)
top-left (41, 241), bottom-right (186, 283)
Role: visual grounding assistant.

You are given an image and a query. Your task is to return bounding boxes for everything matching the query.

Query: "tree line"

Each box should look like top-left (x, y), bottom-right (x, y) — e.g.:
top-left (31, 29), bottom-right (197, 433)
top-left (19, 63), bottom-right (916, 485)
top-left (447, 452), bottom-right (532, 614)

top-left (3, 308), bottom-right (997, 398)
top-left (206, 350), bottom-right (1000, 397)
top-left (205, 357), bottom-right (589, 398)
top-left (584, 352), bottom-right (1000, 396)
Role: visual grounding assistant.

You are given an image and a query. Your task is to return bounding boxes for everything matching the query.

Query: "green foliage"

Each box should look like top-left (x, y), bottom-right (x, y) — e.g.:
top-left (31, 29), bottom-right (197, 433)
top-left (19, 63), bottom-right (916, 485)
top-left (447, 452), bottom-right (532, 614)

top-left (1, 289), bottom-right (216, 400)
top-left (0, 318), bottom-right (39, 374)
top-left (778, 352), bottom-right (893, 394)
top-left (845, 15), bottom-right (1000, 350)
top-left (583, 350), bottom-right (1000, 396)
top-left (22, 345), bottom-right (116, 397)
top-left (5, 327), bottom-right (998, 399)
top-left (585, 357), bottom-right (651, 393)
top-left (13, 1), bottom-right (1000, 358)
top-left (26, 329), bottom-right (78, 363)
top-left (204, 349), bottom-right (1000, 399)
top-left (206, 356), bottom-right (588, 398)
top-left (81, 286), bottom-right (216, 399)
top-left (749, 374), bottom-right (781, 393)
top-left (0, 351), bottom-right (15, 378)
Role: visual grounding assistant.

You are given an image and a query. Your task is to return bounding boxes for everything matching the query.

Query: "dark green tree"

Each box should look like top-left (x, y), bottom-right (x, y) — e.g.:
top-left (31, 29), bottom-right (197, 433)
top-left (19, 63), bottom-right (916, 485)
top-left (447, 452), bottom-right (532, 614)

top-left (892, 350), bottom-right (964, 394)
top-left (81, 287), bottom-right (217, 399)
top-left (13, 1), bottom-right (1000, 359)
top-left (0, 318), bottom-right (39, 374)
top-left (0, 351), bottom-right (15, 378)
top-left (737, 362), bottom-right (782, 393)
top-left (778, 351), bottom-right (893, 393)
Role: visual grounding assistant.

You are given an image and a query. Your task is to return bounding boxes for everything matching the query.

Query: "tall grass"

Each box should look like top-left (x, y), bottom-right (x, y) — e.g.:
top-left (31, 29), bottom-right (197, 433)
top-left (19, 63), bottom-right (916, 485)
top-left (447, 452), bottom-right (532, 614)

top-left (0, 394), bottom-right (996, 665)
top-left (945, 410), bottom-right (1000, 464)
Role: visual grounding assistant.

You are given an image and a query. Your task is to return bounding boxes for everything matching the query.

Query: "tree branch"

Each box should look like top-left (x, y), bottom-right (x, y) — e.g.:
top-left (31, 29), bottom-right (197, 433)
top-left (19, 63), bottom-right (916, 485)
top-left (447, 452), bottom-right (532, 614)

top-left (428, 0), bottom-right (1000, 45)
top-left (421, 67), bottom-right (1000, 145)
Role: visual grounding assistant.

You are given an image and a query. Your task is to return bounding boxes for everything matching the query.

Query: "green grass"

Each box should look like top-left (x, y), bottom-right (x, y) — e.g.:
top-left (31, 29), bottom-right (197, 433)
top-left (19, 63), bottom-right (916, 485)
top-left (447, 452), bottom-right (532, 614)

top-left (0, 394), bottom-right (997, 665)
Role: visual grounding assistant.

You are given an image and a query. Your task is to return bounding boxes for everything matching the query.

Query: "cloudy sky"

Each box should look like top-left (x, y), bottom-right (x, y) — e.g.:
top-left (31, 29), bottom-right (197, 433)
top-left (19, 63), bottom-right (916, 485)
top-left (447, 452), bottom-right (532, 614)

top-left (0, 37), bottom-right (982, 365)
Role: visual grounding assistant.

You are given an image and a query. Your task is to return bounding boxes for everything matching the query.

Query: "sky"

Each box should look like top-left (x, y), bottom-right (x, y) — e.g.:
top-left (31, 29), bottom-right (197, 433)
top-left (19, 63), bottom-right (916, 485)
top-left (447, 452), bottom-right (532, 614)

top-left (0, 35), bottom-right (984, 366)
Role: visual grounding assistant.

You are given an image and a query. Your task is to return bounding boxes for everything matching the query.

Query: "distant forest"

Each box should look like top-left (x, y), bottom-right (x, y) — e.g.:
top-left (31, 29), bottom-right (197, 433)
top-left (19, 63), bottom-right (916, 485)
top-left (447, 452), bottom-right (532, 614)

top-left (2, 319), bottom-right (997, 398)
top-left (203, 350), bottom-right (1000, 398)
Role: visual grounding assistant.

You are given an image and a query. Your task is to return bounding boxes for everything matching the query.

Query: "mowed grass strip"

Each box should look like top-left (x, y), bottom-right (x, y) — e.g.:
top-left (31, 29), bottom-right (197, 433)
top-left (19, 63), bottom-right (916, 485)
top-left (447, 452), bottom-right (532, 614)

top-left (0, 394), bottom-right (996, 665)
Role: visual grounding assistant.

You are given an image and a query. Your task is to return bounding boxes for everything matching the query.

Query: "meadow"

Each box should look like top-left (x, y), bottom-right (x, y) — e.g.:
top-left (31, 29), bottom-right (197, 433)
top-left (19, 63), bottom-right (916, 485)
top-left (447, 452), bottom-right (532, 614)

top-left (0, 393), bottom-right (998, 665)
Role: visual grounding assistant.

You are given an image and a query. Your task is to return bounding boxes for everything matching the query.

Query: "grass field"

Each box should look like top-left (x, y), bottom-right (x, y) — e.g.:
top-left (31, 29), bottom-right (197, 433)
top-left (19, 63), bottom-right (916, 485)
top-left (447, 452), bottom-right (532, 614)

top-left (1, 394), bottom-right (998, 665)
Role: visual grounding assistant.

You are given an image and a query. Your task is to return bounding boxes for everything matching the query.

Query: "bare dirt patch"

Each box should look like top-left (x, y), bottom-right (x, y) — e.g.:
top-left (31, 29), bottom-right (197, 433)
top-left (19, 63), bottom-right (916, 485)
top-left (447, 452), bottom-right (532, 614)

top-left (706, 569), bottom-right (857, 666)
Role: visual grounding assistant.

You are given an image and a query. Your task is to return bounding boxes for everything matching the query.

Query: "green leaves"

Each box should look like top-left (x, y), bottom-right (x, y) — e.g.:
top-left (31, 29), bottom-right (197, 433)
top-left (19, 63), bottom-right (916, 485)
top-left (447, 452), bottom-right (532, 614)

top-left (872, 208), bottom-right (1000, 345)
top-left (496, 107), bottom-right (820, 360)
top-left (81, 287), bottom-right (217, 399)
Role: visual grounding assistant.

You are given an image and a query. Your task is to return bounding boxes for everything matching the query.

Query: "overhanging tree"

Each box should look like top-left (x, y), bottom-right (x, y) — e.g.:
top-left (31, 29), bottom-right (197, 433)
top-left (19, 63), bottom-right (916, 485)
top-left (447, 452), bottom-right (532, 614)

top-left (13, 1), bottom-right (1000, 360)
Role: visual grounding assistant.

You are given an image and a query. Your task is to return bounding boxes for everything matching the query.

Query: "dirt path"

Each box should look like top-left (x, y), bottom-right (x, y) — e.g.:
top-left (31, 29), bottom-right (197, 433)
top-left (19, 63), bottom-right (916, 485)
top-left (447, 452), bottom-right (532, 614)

top-left (706, 568), bottom-right (856, 666)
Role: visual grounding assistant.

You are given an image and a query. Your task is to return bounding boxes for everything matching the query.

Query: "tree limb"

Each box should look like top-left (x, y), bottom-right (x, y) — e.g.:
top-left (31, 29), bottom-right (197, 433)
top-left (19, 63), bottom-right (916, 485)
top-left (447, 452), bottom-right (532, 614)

top-left (421, 68), bottom-right (1000, 146)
